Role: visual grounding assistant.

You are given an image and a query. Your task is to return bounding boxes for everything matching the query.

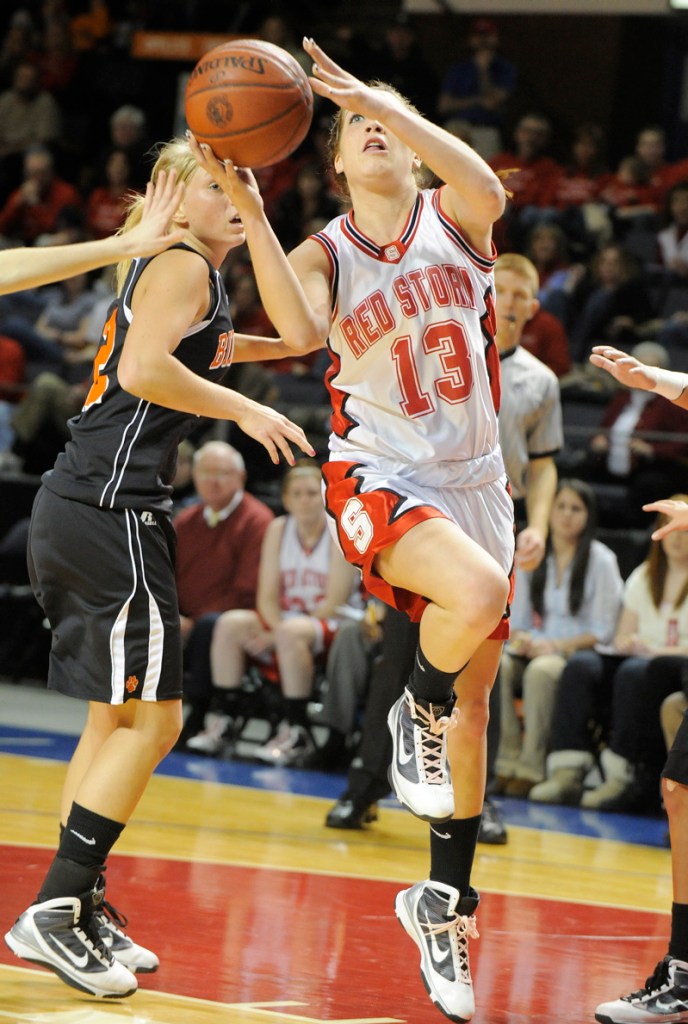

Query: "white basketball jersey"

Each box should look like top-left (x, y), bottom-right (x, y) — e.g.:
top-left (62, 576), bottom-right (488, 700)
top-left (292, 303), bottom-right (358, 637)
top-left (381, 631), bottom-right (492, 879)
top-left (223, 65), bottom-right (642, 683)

top-left (279, 515), bottom-right (332, 616)
top-left (313, 188), bottom-right (503, 485)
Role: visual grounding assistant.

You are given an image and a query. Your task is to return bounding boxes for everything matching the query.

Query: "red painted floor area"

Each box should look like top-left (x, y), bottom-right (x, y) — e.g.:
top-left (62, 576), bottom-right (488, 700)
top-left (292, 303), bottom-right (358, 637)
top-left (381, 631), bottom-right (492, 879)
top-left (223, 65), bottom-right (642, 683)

top-left (0, 846), bottom-right (670, 1023)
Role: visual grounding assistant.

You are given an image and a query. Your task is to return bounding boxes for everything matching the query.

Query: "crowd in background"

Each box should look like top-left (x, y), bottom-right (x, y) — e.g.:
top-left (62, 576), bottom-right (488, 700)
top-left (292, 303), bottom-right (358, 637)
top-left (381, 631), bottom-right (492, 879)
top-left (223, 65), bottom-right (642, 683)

top-left (4, 2), bottom-right (688, 821)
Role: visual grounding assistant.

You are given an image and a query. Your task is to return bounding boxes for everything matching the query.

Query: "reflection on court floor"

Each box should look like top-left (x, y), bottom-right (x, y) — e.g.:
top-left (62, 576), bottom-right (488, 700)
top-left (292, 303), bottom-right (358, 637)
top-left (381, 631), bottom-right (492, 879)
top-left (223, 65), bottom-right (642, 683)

top-left (0, 723), bottom-right (672, 1024)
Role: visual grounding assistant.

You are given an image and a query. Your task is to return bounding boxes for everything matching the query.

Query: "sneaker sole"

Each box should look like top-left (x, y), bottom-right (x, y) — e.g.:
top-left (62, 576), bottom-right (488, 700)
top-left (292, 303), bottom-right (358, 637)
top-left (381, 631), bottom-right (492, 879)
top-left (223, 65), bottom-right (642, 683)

top-left (394, 893), bottom-right (470, 1024)
top-left (5, 930), bottom-right (137, 999)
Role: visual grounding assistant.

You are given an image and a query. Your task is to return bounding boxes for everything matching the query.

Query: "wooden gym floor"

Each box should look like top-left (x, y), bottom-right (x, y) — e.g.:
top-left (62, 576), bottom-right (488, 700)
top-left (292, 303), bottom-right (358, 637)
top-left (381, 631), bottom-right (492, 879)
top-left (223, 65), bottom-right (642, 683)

top-left (0, 681), bottom-right (672, 1024)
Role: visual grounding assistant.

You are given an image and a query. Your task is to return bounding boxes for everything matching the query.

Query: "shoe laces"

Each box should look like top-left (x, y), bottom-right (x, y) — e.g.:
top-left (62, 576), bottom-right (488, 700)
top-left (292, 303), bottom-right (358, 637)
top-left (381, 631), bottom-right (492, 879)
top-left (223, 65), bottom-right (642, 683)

top-left (625, 959), bottom-right (670, 1003)
top-left (407, 692), bottom-right (460, 784)
top-left (97, 898), bottom-right (129, 932)
top-left (422, 908), bottom-right (479, 982)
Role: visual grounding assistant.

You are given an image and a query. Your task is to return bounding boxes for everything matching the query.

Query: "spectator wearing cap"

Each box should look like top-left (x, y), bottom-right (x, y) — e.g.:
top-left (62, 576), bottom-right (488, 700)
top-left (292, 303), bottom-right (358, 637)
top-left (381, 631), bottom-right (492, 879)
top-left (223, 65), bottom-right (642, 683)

top-left (437, 18), bottom-right (517, 159)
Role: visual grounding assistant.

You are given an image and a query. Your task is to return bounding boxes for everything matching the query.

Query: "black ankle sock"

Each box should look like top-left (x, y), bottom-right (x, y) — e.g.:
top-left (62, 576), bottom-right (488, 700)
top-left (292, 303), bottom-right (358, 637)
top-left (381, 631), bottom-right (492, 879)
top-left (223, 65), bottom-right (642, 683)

top-left (39, 856), bottom-right (104, 902)
top-left (58, 802), bottom-right (125, 869)
top-left (285, 698), bottom-right (309, 728)
top-left (408, 645), bottom-right (461, 705)
top-left (669, 902), bottom-right (688, 963)
top-left (429, 815), bottom-right (482, 896)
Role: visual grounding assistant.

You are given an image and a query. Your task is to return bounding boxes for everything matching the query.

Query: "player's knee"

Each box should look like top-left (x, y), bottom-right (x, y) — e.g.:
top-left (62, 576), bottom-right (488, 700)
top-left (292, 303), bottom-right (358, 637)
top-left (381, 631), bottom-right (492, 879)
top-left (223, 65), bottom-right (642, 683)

top-left (214, 608), bottom-right (255, 643)
top-left (458, 567), bottom-right (509, 635)
top-left (274, 616), bottom-right (310, 649)
top-left (144, 703), bottom-right (183, 758)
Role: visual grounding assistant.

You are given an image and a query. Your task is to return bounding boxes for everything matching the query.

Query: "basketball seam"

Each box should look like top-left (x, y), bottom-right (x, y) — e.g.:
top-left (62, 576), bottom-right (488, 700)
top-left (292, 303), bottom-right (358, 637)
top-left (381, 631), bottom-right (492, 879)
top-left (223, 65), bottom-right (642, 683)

top-left (190, 98), bottom-right (308, 139)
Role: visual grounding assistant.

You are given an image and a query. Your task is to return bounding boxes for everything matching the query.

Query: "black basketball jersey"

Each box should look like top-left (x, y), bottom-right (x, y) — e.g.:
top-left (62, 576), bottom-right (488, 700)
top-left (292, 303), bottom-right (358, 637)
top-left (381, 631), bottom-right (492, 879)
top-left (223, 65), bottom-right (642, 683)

top-left (44, 244), bottom-right (234, 514)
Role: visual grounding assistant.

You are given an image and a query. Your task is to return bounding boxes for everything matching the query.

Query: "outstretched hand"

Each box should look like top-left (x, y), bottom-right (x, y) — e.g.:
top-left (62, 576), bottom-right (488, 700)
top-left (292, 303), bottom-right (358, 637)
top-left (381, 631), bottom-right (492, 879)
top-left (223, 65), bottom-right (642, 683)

top-left (589, 345), bottom-right (658, 392)
top-left (237, 399), bottom-right (315, 465)
top-left (643, 499), bottom-right (688, 540)
top-left (303, 36), bottom-right (400, 122)
top-left (123, 169), bottom-right (186, 256)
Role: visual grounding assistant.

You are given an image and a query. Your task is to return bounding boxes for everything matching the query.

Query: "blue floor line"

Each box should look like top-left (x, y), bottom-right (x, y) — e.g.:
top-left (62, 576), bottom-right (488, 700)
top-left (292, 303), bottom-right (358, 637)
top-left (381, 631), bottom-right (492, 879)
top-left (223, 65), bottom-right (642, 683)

top-left (0, 725), bottom-right (670, 848)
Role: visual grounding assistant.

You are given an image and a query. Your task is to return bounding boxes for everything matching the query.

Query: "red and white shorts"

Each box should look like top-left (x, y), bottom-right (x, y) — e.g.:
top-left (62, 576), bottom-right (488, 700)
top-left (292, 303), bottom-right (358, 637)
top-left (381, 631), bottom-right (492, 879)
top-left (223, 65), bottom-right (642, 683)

top-left (322, 458), bottom-right (515, 637)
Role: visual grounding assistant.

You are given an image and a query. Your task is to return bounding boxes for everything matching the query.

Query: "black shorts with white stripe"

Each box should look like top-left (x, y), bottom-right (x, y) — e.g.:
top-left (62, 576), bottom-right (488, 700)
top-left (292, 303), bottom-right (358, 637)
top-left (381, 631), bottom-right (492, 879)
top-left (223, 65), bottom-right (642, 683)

top-left (28, 486), bottom-right (183, 704)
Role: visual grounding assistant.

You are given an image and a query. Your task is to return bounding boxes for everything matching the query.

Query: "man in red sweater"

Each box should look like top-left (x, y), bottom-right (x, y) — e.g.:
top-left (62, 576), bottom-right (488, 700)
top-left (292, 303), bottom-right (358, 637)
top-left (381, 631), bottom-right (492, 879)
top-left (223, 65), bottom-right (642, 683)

top-left (0, 145), bottom-right (81, 246)
top-left (174, 440), bottom-right (274, 745)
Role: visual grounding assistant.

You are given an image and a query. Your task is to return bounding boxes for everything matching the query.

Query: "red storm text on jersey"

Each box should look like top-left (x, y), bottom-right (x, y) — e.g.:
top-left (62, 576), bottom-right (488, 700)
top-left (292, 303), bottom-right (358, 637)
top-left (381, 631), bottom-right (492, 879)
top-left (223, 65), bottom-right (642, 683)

top-left (313, 188), bottom-right (501, 476)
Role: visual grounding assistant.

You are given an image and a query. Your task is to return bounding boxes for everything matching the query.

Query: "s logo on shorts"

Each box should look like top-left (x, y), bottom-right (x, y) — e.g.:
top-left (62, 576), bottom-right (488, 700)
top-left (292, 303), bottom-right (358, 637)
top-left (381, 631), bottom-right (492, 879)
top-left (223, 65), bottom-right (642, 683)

top-left (341, 497), bottom-right (374, 554)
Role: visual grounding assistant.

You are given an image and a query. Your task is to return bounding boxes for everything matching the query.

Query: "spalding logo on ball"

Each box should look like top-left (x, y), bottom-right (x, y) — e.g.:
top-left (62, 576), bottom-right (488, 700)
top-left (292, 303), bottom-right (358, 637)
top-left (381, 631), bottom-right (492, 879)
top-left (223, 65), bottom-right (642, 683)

top-left (185, 39), bottom-right (314, 168)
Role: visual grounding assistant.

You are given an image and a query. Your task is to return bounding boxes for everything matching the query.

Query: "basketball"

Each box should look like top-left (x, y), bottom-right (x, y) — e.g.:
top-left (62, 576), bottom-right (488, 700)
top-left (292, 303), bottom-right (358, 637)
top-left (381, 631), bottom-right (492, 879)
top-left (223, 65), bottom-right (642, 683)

top-left (185, 39), bottom-right (314, 168)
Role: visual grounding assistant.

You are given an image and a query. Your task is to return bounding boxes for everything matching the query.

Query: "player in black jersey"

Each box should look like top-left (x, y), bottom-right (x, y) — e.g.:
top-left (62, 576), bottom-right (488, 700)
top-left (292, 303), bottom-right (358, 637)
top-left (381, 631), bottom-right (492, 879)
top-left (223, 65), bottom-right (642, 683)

top-left (4, 137), bottom-right (316, 999)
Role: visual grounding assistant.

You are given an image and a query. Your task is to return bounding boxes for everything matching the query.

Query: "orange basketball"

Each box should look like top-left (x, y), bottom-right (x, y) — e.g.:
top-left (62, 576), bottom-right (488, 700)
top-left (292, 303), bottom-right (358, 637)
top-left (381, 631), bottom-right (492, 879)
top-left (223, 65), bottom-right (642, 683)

top-left (185, 39), bottom-right (314, 168)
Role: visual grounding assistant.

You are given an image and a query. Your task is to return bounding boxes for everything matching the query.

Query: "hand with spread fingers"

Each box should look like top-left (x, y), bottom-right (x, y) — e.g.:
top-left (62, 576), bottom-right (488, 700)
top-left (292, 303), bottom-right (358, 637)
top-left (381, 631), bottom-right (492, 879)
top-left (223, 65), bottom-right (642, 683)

top-left (589, 345), bottom-right (659, 391)
top-left (235, 399), bottom-right (315, 466)
top-left (122, 168), bottom-right (187, 256)
top-left (644, 499), bottom-right (688, 540)
top-left (186, 132), bottom-right (263, 218)
top-left (303, 36), bottom-right (403, 122)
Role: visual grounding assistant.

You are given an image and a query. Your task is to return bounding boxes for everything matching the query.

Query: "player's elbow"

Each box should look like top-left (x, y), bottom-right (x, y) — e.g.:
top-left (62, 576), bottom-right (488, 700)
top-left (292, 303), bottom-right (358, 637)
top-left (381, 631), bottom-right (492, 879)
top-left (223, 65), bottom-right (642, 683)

top-left (484, 177), bottom-right (507, 221)
top-left (117, 353), bottom-right (157, 400)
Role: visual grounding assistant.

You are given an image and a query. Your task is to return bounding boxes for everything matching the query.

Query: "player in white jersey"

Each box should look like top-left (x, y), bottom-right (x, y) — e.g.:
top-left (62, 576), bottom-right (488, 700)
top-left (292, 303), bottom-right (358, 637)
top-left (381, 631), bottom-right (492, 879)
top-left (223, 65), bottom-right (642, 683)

top-left (188, 37), bottom-right (515, 1022)
top-left (202, 463), bottom-right (360, 765)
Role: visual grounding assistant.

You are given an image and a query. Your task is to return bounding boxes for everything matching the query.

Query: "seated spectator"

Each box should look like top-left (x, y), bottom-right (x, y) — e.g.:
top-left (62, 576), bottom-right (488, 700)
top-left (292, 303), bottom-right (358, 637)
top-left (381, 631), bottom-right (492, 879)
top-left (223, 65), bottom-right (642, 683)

top-left (494, 479), bottom-right (623, 796)
top-left (0, 143), bottom-right (81, 246)
top-left (437, 17), bottom-right (517, 160)
top-left (309, 599), bottom-right (385, 770)
top-left (174, 441), bottom-right (275, 746)
top-left (553, 123), bottom-right (608, 212)
top-left (530, 501), bottom-right (688, 811)
top-left (569, 242), bottom-right (656, 363)
top-left (634, 124), bottom-right (675, 202)
top-left (525, 222), bottom-right (585, 326)
top-left (190, 463), bottom-right (361, 765)
top-left (92, 104), bottom-right (150, 192)
top-left (86, 148), bottom-right (133, 238)
top-left (576, 342), bottom-right (688, 525)
top-left (656, 180), bottom-right (688, 281)
top-left (598, 155), bottom-right (662, 237)
top-left (2, 270), bottom-right (99, 381)
top-left (0, 62), bottom-right (62, 193)
top-left (489, 112), bottom-right (562, 249)
top-left (10, 370), bottom-right (86, 474)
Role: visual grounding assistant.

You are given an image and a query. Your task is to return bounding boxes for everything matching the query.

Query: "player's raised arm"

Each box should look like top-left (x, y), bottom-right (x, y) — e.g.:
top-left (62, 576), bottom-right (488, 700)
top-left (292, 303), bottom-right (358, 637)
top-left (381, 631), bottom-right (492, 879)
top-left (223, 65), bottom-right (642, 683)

top-left (0, 170), bottom-right (185, 296)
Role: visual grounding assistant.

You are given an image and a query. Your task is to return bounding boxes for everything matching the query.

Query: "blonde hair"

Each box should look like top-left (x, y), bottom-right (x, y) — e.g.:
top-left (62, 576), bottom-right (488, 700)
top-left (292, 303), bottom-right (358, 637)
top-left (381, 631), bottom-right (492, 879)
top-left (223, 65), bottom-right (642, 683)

top-left (326, 82), bottom-right (432, 199)
top-left (115, 137), bottom-right (199, 294)
top-left (494, 252), bottom-right (540, 296)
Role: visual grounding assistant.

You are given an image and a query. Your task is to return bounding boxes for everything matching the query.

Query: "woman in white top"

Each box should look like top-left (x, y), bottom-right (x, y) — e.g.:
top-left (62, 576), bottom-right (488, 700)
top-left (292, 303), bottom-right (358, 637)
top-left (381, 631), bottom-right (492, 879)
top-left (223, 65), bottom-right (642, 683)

top-left (495, 479), bottom-right (623, 795)
top-left (531, 495), bottom-right (688, 809)
top-left (201, 463), bottom-right (360, 766)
